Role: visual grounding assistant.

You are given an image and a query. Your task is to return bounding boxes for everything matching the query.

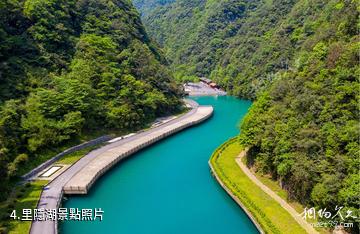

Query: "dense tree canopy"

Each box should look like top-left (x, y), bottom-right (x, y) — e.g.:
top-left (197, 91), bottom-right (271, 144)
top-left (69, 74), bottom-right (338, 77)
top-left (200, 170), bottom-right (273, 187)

top-left (0, 0), bottom-right (182, 199)
top-left (238, 0), bottom-right (359, 226)
top-left (240, 37), bottom-right (359, 227)
top-left (138, 0), bottom-right (271, 89)
top-left (138, 0), bottom-right (358, 97)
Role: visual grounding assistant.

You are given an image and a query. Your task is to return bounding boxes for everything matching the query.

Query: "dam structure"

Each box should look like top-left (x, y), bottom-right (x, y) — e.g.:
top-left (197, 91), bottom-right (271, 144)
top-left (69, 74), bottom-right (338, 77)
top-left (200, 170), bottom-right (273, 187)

top-left (30, 100), bottom-right (213, 234)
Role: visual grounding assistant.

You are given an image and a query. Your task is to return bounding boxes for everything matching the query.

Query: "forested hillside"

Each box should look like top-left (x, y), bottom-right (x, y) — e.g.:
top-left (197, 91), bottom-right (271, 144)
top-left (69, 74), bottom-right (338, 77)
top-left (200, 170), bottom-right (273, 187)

top-left (239, 0), bottom-right (359, 227)
top-left (141, 0), bottom-right (261, 85)
top-left (138, 0), bottom-right (360, 230)
top-left (0, 0), bottom-right (182, 199)
top-left (139, 0), bottom-right (358, 98)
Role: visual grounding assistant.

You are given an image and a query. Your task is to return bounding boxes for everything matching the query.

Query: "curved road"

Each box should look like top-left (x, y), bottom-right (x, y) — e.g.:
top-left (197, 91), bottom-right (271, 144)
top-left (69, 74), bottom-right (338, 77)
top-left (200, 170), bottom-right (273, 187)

top-left (30, 100), bottom-right (205, 234)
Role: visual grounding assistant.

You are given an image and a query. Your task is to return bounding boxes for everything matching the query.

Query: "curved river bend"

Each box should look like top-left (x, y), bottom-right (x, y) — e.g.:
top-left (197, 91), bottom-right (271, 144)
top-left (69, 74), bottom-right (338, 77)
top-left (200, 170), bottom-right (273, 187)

top-left (60, 96), bottom-right (259, 234)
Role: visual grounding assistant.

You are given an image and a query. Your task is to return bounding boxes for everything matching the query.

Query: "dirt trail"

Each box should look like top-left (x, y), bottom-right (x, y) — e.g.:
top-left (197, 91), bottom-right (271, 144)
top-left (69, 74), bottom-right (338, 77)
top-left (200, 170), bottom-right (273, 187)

top-left (235, 150), bottom-right (319, 234)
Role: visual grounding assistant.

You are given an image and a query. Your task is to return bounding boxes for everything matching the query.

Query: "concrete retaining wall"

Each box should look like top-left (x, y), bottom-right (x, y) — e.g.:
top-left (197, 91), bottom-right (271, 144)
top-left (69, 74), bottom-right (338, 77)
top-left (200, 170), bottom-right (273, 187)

top-left (208, 162), bottom-right (265, 234)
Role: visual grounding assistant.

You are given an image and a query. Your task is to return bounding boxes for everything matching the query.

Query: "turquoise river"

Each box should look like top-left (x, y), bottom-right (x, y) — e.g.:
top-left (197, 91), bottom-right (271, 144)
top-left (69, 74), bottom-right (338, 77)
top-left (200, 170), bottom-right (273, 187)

top-left (60, 96), bottom-right (259, 234)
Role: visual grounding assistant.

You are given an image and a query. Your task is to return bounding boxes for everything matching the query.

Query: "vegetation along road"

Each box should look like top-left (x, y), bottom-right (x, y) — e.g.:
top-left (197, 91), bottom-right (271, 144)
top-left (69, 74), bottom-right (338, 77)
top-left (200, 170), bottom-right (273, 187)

top-left (210, 138), bottom-right (308, 234)
top-left (235, 150), bottom-right (318, 234)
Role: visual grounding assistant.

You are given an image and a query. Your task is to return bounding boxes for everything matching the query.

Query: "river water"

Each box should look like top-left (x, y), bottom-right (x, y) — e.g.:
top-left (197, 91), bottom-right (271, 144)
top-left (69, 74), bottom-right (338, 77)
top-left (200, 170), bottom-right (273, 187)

top-left (60, 96), bottom-right (259, 234)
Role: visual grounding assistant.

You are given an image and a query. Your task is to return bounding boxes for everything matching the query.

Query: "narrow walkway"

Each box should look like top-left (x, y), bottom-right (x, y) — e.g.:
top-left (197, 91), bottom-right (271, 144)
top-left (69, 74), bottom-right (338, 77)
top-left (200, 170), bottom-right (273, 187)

top-left (235, 151), bottom-right (318, 234)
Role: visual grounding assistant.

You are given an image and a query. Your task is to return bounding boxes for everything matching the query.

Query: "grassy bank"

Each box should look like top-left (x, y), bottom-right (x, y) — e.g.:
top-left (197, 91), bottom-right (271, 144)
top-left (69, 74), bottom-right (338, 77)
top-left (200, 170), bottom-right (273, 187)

top-left (246, 159), bottom-right (329, 234)
top-left (0, 180), bottom-right (48, 234)
top-left (55, 145), bottom-right (102, 165)
top-left (209, 138), bottom-right (306, 234)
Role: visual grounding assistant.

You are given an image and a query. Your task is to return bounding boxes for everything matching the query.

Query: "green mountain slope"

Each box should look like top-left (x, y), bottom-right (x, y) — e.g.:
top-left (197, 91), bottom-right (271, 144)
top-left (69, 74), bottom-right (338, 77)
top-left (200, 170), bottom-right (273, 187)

top-left (239, 0), bottom-right (359, 228)
top-left (140, 0), bottom-right (358, 97)
top-left (144, 0), bottom-right (257, 85)
top-left (0, 0), bottom-right (182, 198)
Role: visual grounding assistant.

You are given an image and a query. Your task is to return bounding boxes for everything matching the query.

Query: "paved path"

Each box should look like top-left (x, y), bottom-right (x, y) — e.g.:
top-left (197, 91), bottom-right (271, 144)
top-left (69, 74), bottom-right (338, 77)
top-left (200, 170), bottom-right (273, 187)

top-left (235, 151), bottom-right (318, 234)
top-left (30, 100), bottom-right (212, 234)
